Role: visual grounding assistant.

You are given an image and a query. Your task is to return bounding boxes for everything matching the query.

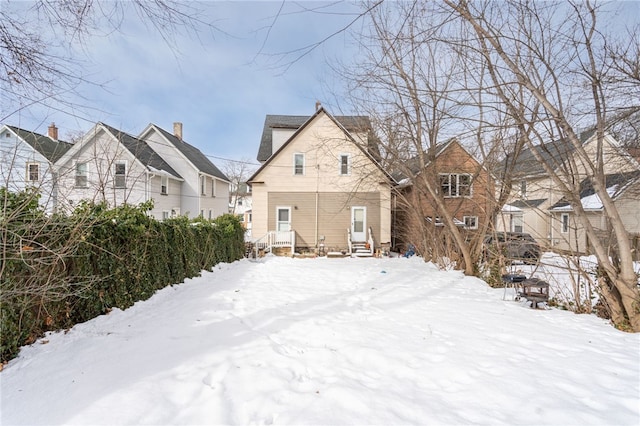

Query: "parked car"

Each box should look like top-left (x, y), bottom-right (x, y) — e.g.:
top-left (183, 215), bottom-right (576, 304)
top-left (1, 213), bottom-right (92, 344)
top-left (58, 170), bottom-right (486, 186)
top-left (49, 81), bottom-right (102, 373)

top-left (483, 232), bottom-right (541, 264)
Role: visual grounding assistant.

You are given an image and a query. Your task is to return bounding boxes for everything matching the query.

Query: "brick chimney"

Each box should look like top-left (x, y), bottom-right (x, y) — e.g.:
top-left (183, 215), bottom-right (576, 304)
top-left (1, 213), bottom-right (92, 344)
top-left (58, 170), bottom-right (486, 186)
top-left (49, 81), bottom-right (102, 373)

top-left (48, 123), bottom-right (58, 140)
top-left (173, 122), bottom-right (183, 140)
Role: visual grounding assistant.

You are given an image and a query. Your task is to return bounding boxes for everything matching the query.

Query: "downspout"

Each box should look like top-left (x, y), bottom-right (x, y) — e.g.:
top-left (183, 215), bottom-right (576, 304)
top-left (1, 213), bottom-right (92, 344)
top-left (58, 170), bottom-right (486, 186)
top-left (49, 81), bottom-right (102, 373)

top-left (315, 163), bottom-right (320, 249)
top-left (146, 171), bottom-right (157, 216)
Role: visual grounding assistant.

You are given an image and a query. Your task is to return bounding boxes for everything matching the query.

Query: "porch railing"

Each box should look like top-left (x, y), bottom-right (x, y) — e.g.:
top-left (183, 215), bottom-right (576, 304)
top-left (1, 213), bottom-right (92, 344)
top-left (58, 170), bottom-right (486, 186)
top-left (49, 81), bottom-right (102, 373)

top-left (253, 230), bottom-right (295, 257)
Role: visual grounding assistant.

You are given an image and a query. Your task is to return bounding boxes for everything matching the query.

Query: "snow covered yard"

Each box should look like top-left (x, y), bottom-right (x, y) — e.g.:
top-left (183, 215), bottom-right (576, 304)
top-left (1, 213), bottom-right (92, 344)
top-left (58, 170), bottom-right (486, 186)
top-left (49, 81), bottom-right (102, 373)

top-left (1, 256), bottom-right (638, 425)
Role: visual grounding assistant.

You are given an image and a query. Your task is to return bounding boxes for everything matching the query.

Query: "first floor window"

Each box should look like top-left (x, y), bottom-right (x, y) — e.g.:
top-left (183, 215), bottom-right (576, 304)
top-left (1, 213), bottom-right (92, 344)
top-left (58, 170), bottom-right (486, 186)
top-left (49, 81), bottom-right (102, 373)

top-left (114, 162), bottom-right (126, 188)
top-left (209, 210), bottom-right (213, 219)
top-left (464, 216), bottom-right (478, 229)
top-left (162, 211), bottom-right (170, 220)
top-left (510, 214), bottom-right (523, 233)
top-left (294, 153), bottom-right (304, 176)
top-left (75, 162), bottom-right (87, 187)
top-left (561, 213), bottom-right (569, 233)
top-left (26, 163), bottom-right (39, 182)
top-left (439, 173), bottom-right (472, 197)
top-left (161, 175), bottom-right (168, 195)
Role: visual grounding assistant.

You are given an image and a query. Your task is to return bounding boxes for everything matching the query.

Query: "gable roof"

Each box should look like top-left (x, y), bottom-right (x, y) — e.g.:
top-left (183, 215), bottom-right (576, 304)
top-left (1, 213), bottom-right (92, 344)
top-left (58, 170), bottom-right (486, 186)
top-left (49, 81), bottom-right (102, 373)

top-left (549, 171), bottom-right (640, 211)
top-left (6, 125), bottom-right (73, 163)
top-left (96, 123), bottom-right (182, 179)
top-left (257, 113), bottom-right (375, 162)
top-left (391, 139), bottom-right (459, 183)
top-left (503, 130), bottom-right (638, 179)
top-left (249, 107), bottom-right (394, 184)
top-left (148, 125), bottom-right (229, 182)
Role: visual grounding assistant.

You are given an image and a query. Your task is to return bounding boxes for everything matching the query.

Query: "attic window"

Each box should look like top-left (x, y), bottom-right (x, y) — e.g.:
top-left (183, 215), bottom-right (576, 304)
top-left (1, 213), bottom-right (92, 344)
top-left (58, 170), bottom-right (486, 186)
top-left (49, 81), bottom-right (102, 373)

top-left (114, 162), bottom-right (126, 188)
top-left (75, 162), bottom-right (87, 187)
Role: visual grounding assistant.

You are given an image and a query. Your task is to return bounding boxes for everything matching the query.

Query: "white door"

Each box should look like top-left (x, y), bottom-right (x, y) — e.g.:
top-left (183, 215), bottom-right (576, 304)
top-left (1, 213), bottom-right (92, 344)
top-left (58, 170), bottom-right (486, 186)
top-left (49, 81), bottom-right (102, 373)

top-left (351, 206), bottom-right (366, 241)
top-left (276, 207), bottom-right (291, 232)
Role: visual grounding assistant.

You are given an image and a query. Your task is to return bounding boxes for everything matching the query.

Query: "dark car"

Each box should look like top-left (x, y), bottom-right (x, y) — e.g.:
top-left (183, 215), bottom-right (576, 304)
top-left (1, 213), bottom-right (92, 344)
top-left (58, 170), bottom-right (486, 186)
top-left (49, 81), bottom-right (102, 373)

top-left (483, 232), bottom-right (541, 264)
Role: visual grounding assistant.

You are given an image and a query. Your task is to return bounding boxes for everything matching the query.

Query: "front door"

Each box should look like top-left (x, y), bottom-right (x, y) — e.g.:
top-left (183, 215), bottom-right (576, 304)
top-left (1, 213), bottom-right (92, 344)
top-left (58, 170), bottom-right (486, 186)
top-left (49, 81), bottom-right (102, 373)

top-left (351, 206), bottom-right (366, 241)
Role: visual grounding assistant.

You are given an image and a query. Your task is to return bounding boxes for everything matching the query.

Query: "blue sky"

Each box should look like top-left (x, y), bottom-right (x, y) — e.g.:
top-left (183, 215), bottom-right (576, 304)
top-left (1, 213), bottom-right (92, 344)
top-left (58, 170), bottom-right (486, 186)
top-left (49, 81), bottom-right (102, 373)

top-left (4, 1), bottom-right (363, 168)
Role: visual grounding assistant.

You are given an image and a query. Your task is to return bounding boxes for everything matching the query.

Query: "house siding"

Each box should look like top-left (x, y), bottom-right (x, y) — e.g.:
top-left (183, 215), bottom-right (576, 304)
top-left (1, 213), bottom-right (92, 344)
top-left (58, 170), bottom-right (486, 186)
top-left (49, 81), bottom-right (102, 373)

top-left (56, 127), bottom-right (150, 211)
top-left (267, 192), bottom-right (382, 250)
top-left (251, 110), bottom-right (392, 250)
top-left (0, 127), bottom-right (57, 213)
top-left (398, 141), bottom-right (494, 252)
top-left (142, 128), bottom-right (229, 219)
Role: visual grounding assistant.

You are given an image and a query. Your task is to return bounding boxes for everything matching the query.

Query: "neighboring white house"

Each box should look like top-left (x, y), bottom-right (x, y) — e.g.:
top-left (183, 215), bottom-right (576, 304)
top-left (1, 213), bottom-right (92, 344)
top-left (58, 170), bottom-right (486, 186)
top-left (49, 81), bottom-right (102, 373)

top-left (548, 171), bottom-right (640, 255)
top-left (229, 182), bottom-right (252, 237)
top-left (55, 122), bottom-right (184, 220)
top-left (139, 122), bottom-right (231, 219)
top-left (0, 123), bottom-right (72, 213)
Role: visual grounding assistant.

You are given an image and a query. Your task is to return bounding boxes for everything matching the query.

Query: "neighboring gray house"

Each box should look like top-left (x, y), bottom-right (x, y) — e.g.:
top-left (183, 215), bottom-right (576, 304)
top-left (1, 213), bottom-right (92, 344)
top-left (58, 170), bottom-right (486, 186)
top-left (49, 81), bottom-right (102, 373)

top-left (139, 122), bottom-right (230, 219)
top-left (55, 122), bottom-right (183, 219)
top-left (0, 123), bottom-right (72, 213)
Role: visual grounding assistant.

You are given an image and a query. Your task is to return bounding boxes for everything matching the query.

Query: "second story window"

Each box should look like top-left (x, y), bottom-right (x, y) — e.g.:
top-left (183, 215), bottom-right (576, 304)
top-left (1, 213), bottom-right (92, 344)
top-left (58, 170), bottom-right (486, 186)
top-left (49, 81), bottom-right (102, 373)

top-left (26, 163), bottom-right (39, 182)
top-left (439, 173), bottom-right (472, 197)
top-left (114, 162), bottom-right (126, 188)
top-left (294, 153), bottom-right (304, 176)
top-left (561, 213), bottom-right (569, 233)
top-left (200, 175), bottom-right (206, 195)
top-left (211, 178), bottom-right (216, 197)
top-left (339, 154), bottom-right (350, 175)
top-left (520, 180), bottom-right (527, 198)
top-left (75, 162), bottom-right (87, 188)
top-left (161, 175), bottom-right (168, 195)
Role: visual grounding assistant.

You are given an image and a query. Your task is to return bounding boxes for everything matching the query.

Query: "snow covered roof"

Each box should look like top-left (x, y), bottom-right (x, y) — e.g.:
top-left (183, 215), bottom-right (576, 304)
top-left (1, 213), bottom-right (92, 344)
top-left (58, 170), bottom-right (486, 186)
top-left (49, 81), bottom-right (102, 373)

top-left (550, 171), bottom-right (640, 212)
top-left (502, 204), bottom-right (523, 213)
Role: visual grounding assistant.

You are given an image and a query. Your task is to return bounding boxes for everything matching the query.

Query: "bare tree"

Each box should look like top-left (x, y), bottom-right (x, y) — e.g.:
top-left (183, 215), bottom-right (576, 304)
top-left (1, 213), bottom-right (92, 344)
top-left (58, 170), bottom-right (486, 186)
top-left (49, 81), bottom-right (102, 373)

top-left (340, 1), bottom-right (509, 275)
top-left (1, 0), bottom-right (216, 123)
top-left (222, 158), bottom-right (256, 215)
top-left (439, 0), bottom-right (640, 330)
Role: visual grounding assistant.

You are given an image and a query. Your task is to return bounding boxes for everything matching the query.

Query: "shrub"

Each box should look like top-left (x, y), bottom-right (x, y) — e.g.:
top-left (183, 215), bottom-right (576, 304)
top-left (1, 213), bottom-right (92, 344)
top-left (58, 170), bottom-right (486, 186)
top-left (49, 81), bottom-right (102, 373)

top-left (1, 193), bottom-right (245, 363)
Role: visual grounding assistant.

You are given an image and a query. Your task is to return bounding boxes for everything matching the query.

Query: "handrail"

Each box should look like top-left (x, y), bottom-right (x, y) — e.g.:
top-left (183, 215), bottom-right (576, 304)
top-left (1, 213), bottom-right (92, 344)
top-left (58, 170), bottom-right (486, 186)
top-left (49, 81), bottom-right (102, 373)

top-left (347, 228), bottom-right (352, 254)
top-left (252, 230), bottom-right (295, 257)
